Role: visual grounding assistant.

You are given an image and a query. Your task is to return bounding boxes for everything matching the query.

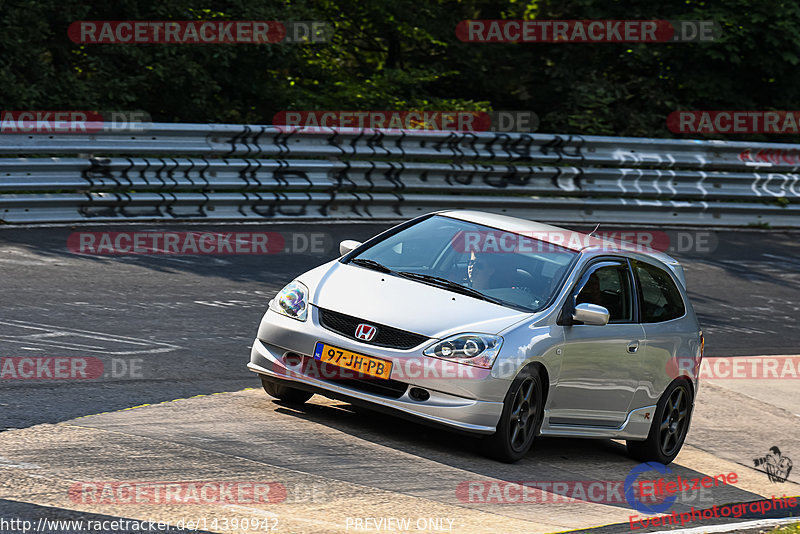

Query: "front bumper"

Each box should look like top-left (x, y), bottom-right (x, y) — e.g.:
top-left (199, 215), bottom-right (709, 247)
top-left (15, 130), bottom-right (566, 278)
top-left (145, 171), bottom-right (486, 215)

top-left (248, 306), bottom-right (507, 434)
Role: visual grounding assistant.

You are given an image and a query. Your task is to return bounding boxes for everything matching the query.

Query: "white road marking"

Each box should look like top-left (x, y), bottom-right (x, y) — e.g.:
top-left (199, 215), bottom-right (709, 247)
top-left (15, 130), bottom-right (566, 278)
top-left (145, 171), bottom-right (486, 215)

top-left (194, 300), bottom-right (263, 308)
top-left (0, 320), bottom-right (179, 355)
top-left (0, 456), bottom-right (40, 469)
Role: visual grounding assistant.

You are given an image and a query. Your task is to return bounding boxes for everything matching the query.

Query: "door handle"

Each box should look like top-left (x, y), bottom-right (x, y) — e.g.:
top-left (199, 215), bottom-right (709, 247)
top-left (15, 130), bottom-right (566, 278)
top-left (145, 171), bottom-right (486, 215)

top-left (627, 341), bottom-right (640, 353)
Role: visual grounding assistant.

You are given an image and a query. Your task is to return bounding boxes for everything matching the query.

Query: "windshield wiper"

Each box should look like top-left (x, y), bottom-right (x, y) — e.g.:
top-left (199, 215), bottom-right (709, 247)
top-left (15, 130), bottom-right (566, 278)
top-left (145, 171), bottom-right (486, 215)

top-left (349, 258), bottom-right (394, 273)
top-left (396, 271), bottom-right (504, 305)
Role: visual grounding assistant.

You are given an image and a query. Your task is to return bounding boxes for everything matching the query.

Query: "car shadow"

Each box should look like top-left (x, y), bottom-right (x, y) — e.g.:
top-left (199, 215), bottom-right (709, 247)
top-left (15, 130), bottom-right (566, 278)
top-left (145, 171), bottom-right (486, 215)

top-left (268, 394), bottom-right (768, 515)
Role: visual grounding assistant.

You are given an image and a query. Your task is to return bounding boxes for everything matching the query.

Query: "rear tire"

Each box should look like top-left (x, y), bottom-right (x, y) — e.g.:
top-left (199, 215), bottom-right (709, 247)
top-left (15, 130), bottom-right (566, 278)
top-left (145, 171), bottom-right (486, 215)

top-left (260, 375), bottom-right (313, 404)
top-left (482, 366), bottom-right (543, 463)
top-left (626, 380), bottom-right (692, 465)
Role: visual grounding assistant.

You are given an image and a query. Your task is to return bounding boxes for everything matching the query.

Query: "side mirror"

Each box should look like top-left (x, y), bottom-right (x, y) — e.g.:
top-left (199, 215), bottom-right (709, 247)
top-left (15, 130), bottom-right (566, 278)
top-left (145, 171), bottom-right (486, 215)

top-left (572, 303), bottom-right (610, 326)
top-left (339, 239), bottom-right (362, 256)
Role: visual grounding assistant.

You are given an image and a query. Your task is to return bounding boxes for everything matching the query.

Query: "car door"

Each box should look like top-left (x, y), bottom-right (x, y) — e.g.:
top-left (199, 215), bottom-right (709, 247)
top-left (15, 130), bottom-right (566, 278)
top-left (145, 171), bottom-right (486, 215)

top-left (631, 259), bottom-right (697, 407)
top-left (548, 259), bottom-right (646, 427)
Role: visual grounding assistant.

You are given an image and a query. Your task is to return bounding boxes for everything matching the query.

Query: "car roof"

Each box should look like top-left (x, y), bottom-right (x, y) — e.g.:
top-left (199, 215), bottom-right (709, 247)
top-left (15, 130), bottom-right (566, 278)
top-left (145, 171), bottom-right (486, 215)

top-left (437, 210), bottom-right (687, 286)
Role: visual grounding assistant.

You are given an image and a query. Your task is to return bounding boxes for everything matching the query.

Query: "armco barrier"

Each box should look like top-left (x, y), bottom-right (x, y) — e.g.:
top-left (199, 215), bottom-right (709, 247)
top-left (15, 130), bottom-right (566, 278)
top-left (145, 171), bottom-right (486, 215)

top-left (0, 123), bottom-right (799, 225)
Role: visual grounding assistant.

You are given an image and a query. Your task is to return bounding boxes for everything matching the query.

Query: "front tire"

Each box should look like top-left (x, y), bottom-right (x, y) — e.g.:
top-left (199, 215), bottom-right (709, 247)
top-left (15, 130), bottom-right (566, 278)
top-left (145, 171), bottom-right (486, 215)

top-left (627, 380), bottom-right (692, 464)
top-left (260, 375), bottom-right (313, 404)
top-left (483, 366), bottom-right (544, 463)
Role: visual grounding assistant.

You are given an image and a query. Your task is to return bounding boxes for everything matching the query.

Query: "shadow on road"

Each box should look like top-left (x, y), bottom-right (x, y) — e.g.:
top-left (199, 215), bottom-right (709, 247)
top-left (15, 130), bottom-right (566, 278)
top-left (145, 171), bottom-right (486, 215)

top-left (265, 393), bottom-right (767, 516)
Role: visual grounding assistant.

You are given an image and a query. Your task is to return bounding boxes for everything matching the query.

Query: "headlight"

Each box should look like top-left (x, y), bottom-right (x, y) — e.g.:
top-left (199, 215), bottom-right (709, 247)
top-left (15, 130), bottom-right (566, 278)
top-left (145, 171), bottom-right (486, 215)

top-left (270, 280), bottom-right (309, 321)
top-left (423, 333), bottom-right (503, 368)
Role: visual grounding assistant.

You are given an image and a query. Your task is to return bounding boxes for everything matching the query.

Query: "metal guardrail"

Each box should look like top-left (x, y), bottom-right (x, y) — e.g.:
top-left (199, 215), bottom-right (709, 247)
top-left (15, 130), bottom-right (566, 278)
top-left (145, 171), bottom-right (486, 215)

top-left (1, 123), bottom-right (799, 225)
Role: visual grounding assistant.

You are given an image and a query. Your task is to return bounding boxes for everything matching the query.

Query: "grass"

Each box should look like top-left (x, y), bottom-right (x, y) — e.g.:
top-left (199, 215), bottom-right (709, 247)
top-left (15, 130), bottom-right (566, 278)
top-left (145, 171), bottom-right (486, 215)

top-left (769, 522), bottom-right (800, 533)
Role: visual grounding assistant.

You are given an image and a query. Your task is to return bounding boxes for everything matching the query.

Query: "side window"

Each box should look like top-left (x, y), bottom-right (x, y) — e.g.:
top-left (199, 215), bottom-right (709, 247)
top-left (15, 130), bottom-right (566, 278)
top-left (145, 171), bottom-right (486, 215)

top-left (634, 261), bottom-right (686, 323)
top-left (576, 264), bottom-right (633, 323)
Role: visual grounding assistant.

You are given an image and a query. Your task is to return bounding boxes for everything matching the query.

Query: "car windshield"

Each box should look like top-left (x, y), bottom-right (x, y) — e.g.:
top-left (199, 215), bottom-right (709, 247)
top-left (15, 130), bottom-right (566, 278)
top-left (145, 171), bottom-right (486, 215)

top-left (348, 215), bottom-right (578, 312)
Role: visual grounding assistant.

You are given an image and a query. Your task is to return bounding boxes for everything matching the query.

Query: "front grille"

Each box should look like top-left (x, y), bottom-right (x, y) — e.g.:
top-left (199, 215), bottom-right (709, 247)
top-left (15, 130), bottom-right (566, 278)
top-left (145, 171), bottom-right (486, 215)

top-left (303, 358), bottom-right (409, 399)
top-left (317, 308), bottom-right (429, 349)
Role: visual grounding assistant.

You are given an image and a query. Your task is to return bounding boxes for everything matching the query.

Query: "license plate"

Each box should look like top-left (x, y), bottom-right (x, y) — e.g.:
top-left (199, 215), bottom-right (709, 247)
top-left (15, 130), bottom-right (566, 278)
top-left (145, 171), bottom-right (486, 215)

top-left (313, 342), bottom-right (393, 380)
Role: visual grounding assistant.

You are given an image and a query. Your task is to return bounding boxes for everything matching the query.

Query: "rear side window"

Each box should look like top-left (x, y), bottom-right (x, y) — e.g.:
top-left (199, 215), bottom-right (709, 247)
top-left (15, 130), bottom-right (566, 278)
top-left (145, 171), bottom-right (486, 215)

top-left (634, 261), bottom-right (686, 322)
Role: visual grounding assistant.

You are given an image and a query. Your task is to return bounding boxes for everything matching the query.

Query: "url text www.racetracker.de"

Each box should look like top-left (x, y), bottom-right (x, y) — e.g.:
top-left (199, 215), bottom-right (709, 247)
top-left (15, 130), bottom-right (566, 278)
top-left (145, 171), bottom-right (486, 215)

top-left (0, 516), bottom-right (280, 532)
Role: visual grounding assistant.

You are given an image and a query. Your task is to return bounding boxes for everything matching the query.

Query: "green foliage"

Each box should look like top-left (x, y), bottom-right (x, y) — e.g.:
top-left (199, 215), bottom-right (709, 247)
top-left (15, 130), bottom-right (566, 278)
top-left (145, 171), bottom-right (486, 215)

top-left (767, 522), bottom-right (800, 533)
top-left (2, 0), bottom-right (800, 139)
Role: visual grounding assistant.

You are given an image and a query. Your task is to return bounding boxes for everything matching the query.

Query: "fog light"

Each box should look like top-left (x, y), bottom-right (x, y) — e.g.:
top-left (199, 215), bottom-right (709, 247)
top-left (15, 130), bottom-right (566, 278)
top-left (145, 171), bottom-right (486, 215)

top-left (409, 387), bottom-right (430, 402)
top-left (283, 352), bottom-right (304, 367)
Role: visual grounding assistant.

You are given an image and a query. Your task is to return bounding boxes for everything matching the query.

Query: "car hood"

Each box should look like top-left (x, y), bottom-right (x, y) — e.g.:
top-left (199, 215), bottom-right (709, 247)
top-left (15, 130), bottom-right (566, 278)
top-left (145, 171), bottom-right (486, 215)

top-left (301, 261), bottom-right (531, 339)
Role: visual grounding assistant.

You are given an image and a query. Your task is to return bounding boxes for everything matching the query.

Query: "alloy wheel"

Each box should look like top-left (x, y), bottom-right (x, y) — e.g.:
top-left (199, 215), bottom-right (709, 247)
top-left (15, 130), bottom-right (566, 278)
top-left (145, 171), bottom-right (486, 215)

top-left (509, 377), bottom-right (537, 451)
top-left (659, 385), bottom-right (689, 456)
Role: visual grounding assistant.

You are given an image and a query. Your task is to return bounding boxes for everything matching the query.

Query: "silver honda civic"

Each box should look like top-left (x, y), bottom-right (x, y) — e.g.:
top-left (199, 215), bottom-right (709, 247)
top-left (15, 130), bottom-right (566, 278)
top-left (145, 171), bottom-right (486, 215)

top-left (248, 210), bottom-right (703, 463)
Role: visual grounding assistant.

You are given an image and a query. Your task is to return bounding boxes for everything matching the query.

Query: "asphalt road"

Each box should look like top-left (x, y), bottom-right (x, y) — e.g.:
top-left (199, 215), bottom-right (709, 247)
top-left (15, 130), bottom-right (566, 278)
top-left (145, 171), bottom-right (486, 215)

top-left (0, 222), bottom-right (799, 533)
top-left (0, 222), bottom-right (798, 430)
top-left (0, 381), bottom-right (797, 533)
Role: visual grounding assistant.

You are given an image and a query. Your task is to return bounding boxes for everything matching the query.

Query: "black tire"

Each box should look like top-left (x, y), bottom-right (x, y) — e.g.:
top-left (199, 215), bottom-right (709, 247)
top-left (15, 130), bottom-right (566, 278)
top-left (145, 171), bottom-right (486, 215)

top-left (482, 366), bottom-right (544, 463)
top-left (627, 380), bottom-right (693, 465)
top-left (260, 375), bottom-right (314, 404)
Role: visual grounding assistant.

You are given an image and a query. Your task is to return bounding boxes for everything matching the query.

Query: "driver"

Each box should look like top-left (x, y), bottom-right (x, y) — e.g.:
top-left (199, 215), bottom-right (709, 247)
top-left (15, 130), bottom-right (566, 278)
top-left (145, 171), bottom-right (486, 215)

top-left (577, 273), bottom-right (604, 306)
top-left (468, 252), bottom-right (515, 290)
top-left (468, 252), bottom-right (495, 290)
